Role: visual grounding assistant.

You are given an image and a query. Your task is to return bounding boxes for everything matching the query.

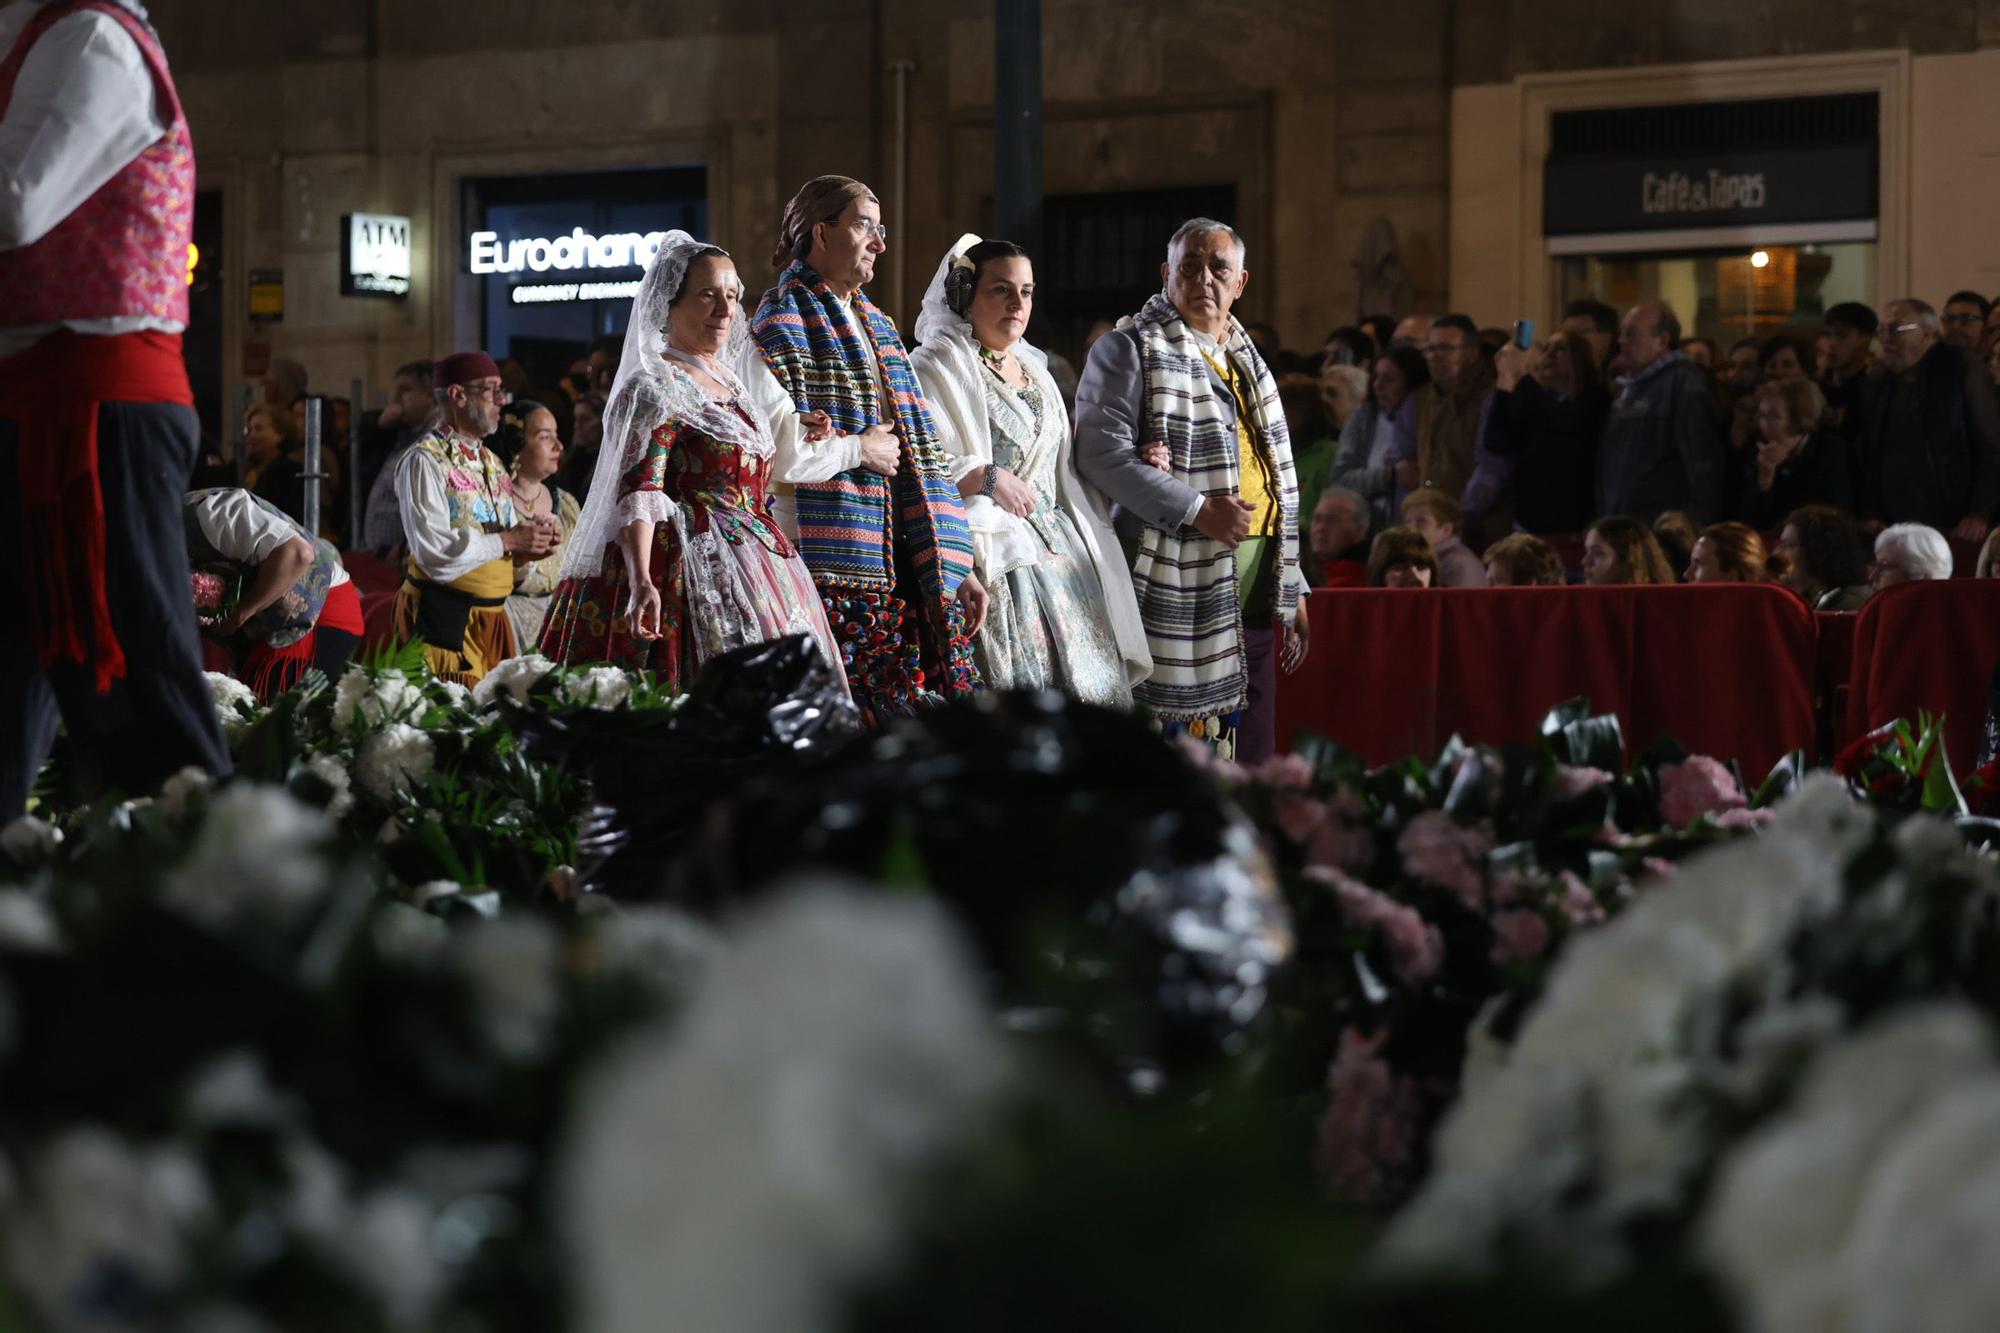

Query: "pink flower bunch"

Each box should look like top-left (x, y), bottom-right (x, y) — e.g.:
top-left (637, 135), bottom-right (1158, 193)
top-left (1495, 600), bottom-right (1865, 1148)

top-left (1489, 909), bottom-right (1551, 965)
top-left (1307, 865), bottom-right (1443, 986)
top-left (1317, 1027), bottom-right (1425, 1205)
top-left (1658, 754), bottom-right (1746, 829)
top-left (190, 570), bottom-right (227, 609)
top-left (1248, 752), bottom-right (1314, 790)
top-left (1712, 805), bottom-right (1776, 831)
top-left (1277, 785), bottom-right (1376, 874)
top-left (1176, 735), bottom-right (1245, 784)
top-left (1397, 811), bottom-right (1495, 910)
top-left (1555, 870), bottom-right (1605, 926)
top-left (1554, 764), bottom-right (1616, 801)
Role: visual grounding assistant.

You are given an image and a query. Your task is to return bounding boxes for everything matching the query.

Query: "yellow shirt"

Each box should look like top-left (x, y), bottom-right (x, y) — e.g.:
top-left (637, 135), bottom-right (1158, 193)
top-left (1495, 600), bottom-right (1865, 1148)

top-left (1200, 349), bottom-right (1278, 537)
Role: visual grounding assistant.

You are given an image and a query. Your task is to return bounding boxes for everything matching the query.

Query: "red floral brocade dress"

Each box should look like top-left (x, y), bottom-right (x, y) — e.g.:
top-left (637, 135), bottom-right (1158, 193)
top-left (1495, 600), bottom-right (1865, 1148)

top-left (537, 403), bottom-right (846, 695)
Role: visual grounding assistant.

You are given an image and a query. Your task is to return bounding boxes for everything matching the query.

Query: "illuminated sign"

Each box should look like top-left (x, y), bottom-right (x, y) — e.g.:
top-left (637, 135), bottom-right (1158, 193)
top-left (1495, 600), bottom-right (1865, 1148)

top-left (342, 212), bottom-right (412, 298)
top-left (509, 280), bottom-right (644, 305)
top-left (468, 228), bottom-right (671, 275)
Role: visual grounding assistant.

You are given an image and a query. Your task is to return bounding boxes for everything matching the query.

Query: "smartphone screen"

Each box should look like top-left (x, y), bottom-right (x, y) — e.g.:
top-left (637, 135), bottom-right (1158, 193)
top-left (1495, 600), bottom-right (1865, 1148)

top-left (1512, 319), bottom-right (1535, 350)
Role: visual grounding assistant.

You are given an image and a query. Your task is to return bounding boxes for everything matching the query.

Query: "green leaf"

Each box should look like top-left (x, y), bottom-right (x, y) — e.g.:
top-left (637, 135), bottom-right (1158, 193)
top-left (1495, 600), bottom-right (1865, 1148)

top-left (1752, 751), bottom-right (1808, 808)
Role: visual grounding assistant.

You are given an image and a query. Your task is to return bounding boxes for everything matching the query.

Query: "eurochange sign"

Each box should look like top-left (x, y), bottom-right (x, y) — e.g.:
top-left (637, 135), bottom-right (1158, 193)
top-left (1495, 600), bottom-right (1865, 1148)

top-left (1543, 143), bottom-right (1876, 237)
top-left (468, 228), bottom-right (672, 275)
top-left (469, 227), bottom-right (672, 305)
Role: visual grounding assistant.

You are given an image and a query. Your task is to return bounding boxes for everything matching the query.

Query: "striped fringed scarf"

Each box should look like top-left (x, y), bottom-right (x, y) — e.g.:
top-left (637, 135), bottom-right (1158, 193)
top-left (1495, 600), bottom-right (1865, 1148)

top-left (1127, 291), bottom-right (1299, 729)
top-left (750, 260), bottom-right (975, 601)
top-left (752, 258), bottom-right (984, 704)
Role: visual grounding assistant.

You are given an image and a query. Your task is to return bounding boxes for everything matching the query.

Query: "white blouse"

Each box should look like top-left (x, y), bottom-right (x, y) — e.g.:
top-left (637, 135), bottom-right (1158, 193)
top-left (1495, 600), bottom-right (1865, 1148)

top-left (185, 487), bottom-right (350, 587)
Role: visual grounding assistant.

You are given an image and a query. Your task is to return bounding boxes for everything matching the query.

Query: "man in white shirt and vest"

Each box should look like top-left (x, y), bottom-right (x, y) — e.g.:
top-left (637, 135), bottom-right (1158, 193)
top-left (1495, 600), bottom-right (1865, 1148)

top-left (0, 0), bottom-right (230, 814)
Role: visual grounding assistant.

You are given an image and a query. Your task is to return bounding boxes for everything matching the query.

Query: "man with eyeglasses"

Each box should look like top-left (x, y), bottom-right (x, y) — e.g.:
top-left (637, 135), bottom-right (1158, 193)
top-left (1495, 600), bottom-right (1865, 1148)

top-left (1856, 299), bottom-right (2000, 545)
top-left (745, 174), bottom-right (989, 726)
top-left (1941, 291), bottom-right (1992, 355)
top-left (1074, 217), bottom-right (1307, 764)
top-left (392, 349), bottom-right (559, 684)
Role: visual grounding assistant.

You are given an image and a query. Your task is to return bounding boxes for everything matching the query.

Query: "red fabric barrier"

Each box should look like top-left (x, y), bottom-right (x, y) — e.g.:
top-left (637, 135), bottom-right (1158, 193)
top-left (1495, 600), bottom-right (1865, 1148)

top-left (1845, 579), bottom-right (2000, 776)
top-left (340, 548), bottom-right (404, 651)
top-left (1814, 611), bottom-right (1857, 757)
top-left (1277, 584), bottom-right (1819, 776)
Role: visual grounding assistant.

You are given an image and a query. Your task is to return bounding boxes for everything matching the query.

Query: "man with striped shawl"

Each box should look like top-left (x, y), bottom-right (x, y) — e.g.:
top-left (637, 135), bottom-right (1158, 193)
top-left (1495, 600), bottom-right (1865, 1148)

top-left (744, 175), bottom-right (989, 726)
top-left (1074, 218), bottom-right (1310, 763)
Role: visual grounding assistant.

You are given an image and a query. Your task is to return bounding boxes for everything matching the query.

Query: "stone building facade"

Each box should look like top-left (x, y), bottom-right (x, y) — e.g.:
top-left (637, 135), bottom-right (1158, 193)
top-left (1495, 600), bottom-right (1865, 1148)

top-left (148, 0), bottom-right (2000, 419)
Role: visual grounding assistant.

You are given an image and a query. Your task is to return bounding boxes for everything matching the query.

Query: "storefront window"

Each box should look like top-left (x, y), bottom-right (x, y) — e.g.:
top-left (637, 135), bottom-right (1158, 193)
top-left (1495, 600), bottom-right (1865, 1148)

top-left (465, 166), bottom-right (706, 387)
top-left (1559, 240), bottom-right (1875, 346)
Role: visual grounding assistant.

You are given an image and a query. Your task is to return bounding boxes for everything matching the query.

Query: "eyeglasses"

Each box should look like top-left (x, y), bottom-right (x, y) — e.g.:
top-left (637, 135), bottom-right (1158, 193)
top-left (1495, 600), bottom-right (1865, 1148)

top-left (460, 382), bottom-right (510, 403)
top-left (852, 219), bottom-right (889, 242)
top-left (1943, 312), bottom-right (1985, 326)
top-left (1877, 322), bottom-right (1921, 338)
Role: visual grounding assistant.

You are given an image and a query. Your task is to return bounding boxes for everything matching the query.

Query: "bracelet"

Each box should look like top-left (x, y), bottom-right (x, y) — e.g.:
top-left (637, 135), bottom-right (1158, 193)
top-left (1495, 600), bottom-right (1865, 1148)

top-left (980, 464), bottom-right (1000, 499)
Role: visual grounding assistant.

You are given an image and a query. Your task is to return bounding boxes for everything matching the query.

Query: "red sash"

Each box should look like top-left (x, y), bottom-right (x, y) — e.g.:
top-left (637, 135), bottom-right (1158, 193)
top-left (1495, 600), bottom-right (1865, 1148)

top-left (0, 330), bottom-right (193, 690)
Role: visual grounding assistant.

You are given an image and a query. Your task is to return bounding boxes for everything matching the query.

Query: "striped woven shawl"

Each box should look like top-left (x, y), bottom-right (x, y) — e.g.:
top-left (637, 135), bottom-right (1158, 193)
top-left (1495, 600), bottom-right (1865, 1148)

top-left (750, 261), bottom-right (974, 604)
top-left (1127, 291), bottom-right (1299, 723)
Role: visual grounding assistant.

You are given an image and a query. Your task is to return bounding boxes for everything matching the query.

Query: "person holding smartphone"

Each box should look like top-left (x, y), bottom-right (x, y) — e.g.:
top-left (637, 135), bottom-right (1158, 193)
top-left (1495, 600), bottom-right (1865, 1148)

top-left (1487, 328), bottom-right (1608, 535)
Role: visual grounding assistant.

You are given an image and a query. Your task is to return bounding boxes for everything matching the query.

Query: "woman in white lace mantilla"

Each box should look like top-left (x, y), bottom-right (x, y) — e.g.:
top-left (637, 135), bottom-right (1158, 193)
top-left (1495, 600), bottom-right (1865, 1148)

top-left (909, 234), bottom-right (1149, 705)
top-left (537, 232), bottom-right (849, 697)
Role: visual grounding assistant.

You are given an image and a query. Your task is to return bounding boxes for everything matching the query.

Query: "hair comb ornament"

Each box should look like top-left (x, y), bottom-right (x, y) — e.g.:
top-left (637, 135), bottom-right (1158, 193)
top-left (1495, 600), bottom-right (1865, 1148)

top-left (943, 232), bottom-right (985, 317)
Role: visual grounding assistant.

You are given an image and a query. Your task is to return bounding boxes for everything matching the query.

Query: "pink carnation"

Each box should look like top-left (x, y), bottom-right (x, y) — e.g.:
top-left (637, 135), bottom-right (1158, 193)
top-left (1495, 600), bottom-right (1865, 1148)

top-left (1556, 870), bottom-right (1605, 926)
top-left (1249, 752), bottom-right (1314, 790)
top-left (1273, 791), bottom-right (1327, 845)
top-left (1555, 764), bottom-right (1616, 800)
top-left (190, 570), bottom-right (226, 609)
top-left (1712, 805), bottom-right (1776, 831)
top-left (1307, 865), bottom-right (1444, 986)
top-left (1397, 811), bottom-right (1494, 909)
top-left (1176, 735), bottom-right (1245, 784)
top-left (1304, 787), bottom-right (1375, 872)
top-left (1317, 1027), bottom-right (1425, 1205)
top-left (1490, 909), bottom-right (1551, 965)
top-left (1658, 754), bottom-right (1746, 829)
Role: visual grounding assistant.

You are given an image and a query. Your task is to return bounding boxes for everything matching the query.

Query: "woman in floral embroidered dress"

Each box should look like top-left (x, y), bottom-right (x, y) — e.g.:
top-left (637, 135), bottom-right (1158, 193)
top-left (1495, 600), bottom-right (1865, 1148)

top-left (909, 235), bottom-right (1150, 704)
top-left (538, 233), bottom-right (848, 698)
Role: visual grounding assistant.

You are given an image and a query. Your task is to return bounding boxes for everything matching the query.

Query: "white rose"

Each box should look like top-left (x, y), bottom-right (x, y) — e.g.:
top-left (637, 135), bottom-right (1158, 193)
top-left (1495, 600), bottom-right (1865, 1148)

top-left (409, 879), bottom-right (461, 907)
top-left (0, 815), bottom-right (60, 862)
top-left (333, 666), bottom-right (421, 732)
top-left (0, 888), bottom-right (62, 953)
top-left (204, 671), bottom-right (261, 742)
top-left (353, 724), bottom-right (435, 803)
top-left (557, 665), bottom-right (634, 710)
top-left (452, 916), bottom-right (563, 1062)
top-left (3, 1129), bottom-right (213, 1329)
top-left (471, 654), bottom-right (555, 711)
top-left (160, 785), bottom-right (332, 934)
top-left (303, 752), bottom-right (354, 817)
top-left (562, 881), bottom-right (1007, 1333)
top-left (158, 765), bottom-right (215, 817)
top-left (1700, 1004), bottom-right (2000, 1333)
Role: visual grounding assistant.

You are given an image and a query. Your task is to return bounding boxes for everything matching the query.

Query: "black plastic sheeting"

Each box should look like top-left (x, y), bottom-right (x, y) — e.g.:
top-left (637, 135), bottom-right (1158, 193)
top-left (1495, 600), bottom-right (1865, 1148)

top-left (513, 636), bottom-right (1294, 1087)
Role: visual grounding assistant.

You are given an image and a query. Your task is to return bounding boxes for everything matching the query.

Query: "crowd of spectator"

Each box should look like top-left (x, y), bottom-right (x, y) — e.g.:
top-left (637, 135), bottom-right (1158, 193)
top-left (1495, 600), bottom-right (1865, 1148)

top-left (1275, 286), bottom-right (2000, 611)
top-left (243, 282), bottom-right (2000, 622)
top-left (197, 338), bottom-right (622, 561)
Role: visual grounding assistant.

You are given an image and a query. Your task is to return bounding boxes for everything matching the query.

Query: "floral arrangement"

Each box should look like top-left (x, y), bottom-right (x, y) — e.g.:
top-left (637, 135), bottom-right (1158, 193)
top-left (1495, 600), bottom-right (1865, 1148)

top-left (1366, 773), bottom-right (2000, 1329)
top-left (176, 647), bottom-right (687, 909)
top-left (1195, 702), bottom-right (1785, 1209)
top-left (19, 658), bottom-right (2000, 1331)
top-left (189, 566), bottom-right (241, 631)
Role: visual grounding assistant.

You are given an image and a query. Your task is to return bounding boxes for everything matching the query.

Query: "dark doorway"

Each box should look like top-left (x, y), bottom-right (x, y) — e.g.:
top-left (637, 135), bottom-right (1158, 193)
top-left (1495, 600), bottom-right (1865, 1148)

top-left (185, 189), bottom-right (225, 451)
top-left (1037, 185), bottom-right (1238, 365)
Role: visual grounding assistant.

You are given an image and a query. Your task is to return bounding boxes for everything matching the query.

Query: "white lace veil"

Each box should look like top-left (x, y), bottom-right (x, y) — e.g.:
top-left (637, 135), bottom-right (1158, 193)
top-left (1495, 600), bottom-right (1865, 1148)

top-left (559, 231), bottom-right (769, 581)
